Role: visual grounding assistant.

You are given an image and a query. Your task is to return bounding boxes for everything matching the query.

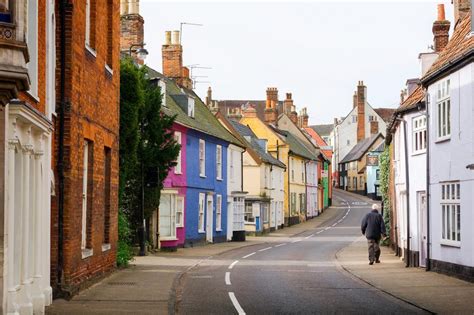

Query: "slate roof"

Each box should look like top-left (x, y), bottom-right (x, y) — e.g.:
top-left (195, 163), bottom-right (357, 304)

top-left (423, 14), bottom-right (473, 82)
top-left (340, 133), bottom-right (384, 164)
top-left (309, 124), bottom-right (333, 136)
top-left (147, 68), bottom-right (243, 147)
top-left (229, 120), bottom-right (286, 168)
top-left (269, 126), bottom-right (316, 160)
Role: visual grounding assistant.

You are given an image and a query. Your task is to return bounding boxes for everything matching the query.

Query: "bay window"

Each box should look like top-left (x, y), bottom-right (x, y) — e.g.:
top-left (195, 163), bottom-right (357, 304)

top-left (159, 192), bottom-right (178, 240)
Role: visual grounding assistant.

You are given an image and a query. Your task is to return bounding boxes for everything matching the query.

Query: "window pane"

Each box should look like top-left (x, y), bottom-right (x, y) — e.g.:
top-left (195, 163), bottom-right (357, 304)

top-left (442, 185), bottom-right (445, 200)
top-left (442, 101), bottom-right (446, 136)
top-left (457, 205), bottom-right (461, 241)
top-left (442, 205), bottom-right (446, 239)
top-left (456, 184), bottom-right (460, 199)
top-left (451, 184), bottom-right (455, 200)
top-left (438, 103), bottom-right (442, 137)
top-left (447, 100), bottom-right (451, 135)
top-left (451, 205), bottom-right (456, 240)
top-left (446, 184), bottom-right (450, 199)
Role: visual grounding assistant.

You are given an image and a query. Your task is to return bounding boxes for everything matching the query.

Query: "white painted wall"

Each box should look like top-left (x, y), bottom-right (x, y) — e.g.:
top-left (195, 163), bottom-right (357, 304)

top-left (427, 62), bottom-right (474, 268)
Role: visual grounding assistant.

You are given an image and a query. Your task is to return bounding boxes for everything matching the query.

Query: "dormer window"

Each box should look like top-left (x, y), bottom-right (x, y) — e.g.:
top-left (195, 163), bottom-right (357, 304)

top-left (188, 97), bottom-right (195, 118)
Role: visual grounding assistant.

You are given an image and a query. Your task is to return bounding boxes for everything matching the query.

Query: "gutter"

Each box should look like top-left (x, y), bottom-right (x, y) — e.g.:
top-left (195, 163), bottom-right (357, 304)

top-left (57, 0), bottom-right (67, 291)
top-left (421, 49), bottom-right (474, 86)
top-left (425, 92), bottom-right (431, 271)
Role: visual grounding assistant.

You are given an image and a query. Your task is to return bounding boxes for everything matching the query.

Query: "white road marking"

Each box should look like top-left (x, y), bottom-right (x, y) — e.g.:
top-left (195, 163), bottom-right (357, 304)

top-left (258, 247), bottom-right (272, 252)
top-left (229, 292), bottom-right (246, 315)
top-left (292, 239), bottom-right (302, 243)
top-left (190, 275), bottom-right (213, 279)
top-left (332, 223), bottom-right (337, 227)
top-left (229, 260), bottom-right (239, 269)
top-left (275, 243), bottom-right (287, 247)
top-left (225, 272), bottom-right (231, 285)
top-left (242, 252), bottom-right (256, 259)
top-left (324, 227), bottom-right (330, 231)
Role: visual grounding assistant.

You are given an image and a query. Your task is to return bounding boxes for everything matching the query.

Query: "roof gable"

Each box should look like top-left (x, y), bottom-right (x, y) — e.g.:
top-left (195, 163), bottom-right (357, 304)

top-left (340, 133), bottom-right (384, 163)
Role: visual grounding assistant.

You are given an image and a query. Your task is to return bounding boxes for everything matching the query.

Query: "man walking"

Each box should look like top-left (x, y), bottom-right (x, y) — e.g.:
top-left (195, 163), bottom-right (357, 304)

top-left (361, 204), bottom-right (386, 265)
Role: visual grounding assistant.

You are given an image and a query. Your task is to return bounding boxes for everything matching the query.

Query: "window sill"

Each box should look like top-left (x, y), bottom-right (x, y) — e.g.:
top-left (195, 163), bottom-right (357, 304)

top-left (174, 171), bottom-right (182, 175)
top-left (216, 229), bottom-right (222, 232)
top-left (217, 178), bottom-right (223, 181)
top-left (411, 150), bottom-right (426, 156)
top-left (435, 136), bottom-right (451, 144)
top-left (176, 225), bottom-right (184, 228)
top-left (81, 248), bottom-right (93, 259)
top-left (160, 237), bottom-right (178, 241)
top-left (85, 45), bottom-right (97, 58)
top-left (102, 243), bottom-right (111, 252)
top-left (198, 230), bottom-right (205, 234)
top-left (25, 90), bottom-right (40, 103)
top-left (105, 64), bottom-right (113, 75)
top-left (440, 240), bottom-right (460, 248)
top-left (200, 175), bottom-right (206, 178)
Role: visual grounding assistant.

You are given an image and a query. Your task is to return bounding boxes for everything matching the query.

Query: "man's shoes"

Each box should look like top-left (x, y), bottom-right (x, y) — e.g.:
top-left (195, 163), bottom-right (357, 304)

top-left (369, 261), bottom-right (374, 265)
top-left (376, 260), bottom-right (381, 263)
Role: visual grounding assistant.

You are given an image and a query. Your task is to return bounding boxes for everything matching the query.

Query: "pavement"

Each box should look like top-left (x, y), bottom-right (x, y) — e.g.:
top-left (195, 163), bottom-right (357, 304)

top-left (46, 189), bottom-right (474, 314)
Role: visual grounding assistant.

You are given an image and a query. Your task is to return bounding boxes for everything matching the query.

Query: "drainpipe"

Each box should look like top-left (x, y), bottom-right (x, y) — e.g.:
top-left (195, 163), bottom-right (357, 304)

top-left (425, 95), bottom-right (431, 271)
top-left (241, 150), bottom-right (244, 192)
top-left (57, 0), bottom-right (67, 290)
top-left (402, 119), bottom-right (411, 268)
top-left (304, 161), bottom-right (308, 220)
top-left (287, 153), bottom-right (291, 226)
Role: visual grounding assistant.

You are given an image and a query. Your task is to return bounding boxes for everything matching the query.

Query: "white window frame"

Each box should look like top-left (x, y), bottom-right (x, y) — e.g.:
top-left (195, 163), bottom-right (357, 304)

top-left (81, 141), bottom-right (89, 251)
top-left (436, 79), bottom-right (451, 141)
top-left (176, 196), bottom-right (184, 228)
top-left (198, 193), bottom-right (205, 233)
top-left (188, 97), bottom-right (195, 118)
top-left (412, 116), bottom-right (427, 154)
top-left (230, 149), bottom-right (234, 181)
top-left (441, 182), bottom-right (461, 246)
top-left (244, 202), bottom-right (254, 223)
top-left (301, 161), bottom-right (304, 183)
top-left (159, 191), bottom-right (177, 240)
top-left (85, 0), bottom-right (91, 47)
top-left (216, 194), bottom-right (222, 231)
top-left (174, 131), bottom-right (182, 174)
top-left (216, 145), bottom-right (222, 180)
top-left (199, 139), bottom-right (206, 177)
top-left (27, 0), bottom-right (39, 98)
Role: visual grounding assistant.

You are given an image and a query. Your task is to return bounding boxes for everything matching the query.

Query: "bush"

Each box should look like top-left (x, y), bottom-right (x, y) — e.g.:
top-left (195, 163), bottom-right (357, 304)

top-left (117, 209), bottom-right (134, 267)
top-left (379, 145), bottom-right (391, 244)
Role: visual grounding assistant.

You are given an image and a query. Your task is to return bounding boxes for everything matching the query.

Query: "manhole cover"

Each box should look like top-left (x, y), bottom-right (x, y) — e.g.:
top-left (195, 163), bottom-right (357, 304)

top-left (107, 282), bottom-right (137, 286)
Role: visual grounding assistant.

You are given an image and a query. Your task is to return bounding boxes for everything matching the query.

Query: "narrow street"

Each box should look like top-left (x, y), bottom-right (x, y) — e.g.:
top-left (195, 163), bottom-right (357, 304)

top-left (175, 190), bottom-right (426, 314)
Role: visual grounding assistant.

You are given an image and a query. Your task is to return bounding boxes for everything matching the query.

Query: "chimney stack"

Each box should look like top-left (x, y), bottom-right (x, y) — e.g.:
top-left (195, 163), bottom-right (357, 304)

top-left (453, 0), bottom-right (471, 26)
top-left (265, 88), bottom-right (278, 124)
top-left (284, 93), bottom-right (294, 114)
top-left (299, 107), bottom-right (309, 128)
top-left (433, 4), bottom-right (451, 53)
top-left (370, 120), bottom-right (379, 135)
top-left (120, 0), bottom-right (145, 64)
top-left (353, 91), bottom-right (357, 108)
top-left (162, 30), bottom-right (193, 88)
top-left (206, 86), bottom-right (212, 106)
top-left (290, 105), bottom-right (298, 125)
top-left (356, 81), bottom-right (366, 142)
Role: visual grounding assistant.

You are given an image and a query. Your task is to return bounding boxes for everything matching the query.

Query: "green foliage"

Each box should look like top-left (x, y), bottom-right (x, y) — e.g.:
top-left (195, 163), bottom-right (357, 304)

top-left (379, 145), bottom-right (391, 244)
top-left (117, 209), bottom-right (134, 267)
top-left (118, 57), bottom-right (180, 263)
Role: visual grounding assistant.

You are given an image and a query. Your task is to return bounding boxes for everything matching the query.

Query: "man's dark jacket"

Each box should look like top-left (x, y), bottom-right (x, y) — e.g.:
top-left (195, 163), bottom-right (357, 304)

top-left (361, 210), bottom-right (386, 240)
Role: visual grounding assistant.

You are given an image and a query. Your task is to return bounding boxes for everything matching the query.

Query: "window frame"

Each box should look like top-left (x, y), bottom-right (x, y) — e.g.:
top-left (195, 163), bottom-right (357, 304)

top-left (198, 193), bottom-right (205, 233)
top-left (436, 79), bottom-right (451, 141)
top-left (159, 192), bottom-right (178, 240)
top-left (176, 195), bottom-right (184, 228)
top-left (440, 182), bottom-right (461, 247)
top-left (216, 194), bottom-right (222, 231)
top-left (216, 145), bottom-right (222, 180)
top-left (244, 202), bottom-right (254, 223)
top-left (412, 115), bottom-right (427, 154)
top-left (199, 139), bottom-right (206, 177)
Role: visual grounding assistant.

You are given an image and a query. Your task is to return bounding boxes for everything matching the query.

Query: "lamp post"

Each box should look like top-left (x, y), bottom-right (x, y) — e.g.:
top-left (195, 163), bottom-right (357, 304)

top-left (128, 43), bottom-right (148, 256)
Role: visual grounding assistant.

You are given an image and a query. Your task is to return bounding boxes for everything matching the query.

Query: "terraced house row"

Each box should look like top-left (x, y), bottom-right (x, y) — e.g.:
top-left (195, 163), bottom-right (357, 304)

top-left (119, 1), bottom-right (332, 251)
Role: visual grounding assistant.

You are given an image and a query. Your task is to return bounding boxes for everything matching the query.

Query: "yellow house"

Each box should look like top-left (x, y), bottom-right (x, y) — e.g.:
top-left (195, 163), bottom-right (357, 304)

top-left (240, 107), bottom-right (315, 225)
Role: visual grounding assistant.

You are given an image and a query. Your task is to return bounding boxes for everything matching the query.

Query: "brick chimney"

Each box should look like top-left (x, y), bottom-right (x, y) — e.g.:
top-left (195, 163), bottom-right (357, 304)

top-left (243, 105), bottom-right (258, 118)
top-left (433, 4), bottom-right (450, 53)
top-left (353, 91), bottom-right (357, 108)
top-left (453, 0), bottom-right (471, 26)
top-left (162, 30), bottom-right (193, 88)
top-left (356, 81), bottom-right (366, 142)
top-left (265, 88), bottom-right (278, 124)
top-left (290, 105), bottom-right (298, 125)
top-left (299, 107), bottom-right (309, 128)
top-left (284, 93), bottom-right (294, 115)
top-left (206, 86), bottom-right (212, 106)
top-left (370, 120), bottom-right (379, 135)
top-left (120, 0), bottom-right (145, 64)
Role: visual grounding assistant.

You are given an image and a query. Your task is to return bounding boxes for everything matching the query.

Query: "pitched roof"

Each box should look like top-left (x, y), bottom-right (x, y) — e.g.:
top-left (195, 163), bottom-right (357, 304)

top-left (373, 108), bottom-right (396, 123)
top-left (269, 126), bottom-right (316, 160)
top-left (423, 14), bottom-right (473, 82)
top-left (229, 120), bottom-right (286, 168)
top-left (396, 85), bottom-right (425, 113)
top-left (147, 68), bottom-right (243, 147)
top-left (304, 127), bottom-right (333, 159)
top-left (340, 133), bottom-right (384, 164)
top-left (309, 124), bottom-right (333, 136)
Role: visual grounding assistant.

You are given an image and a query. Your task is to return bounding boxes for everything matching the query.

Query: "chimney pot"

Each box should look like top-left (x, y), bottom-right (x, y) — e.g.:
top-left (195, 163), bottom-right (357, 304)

top-left (165, 31), bottom-right (171, 45)
top-left (172, 30), bottom-right (180, 45)
top-left (437, 4), bottom-right (446, 20)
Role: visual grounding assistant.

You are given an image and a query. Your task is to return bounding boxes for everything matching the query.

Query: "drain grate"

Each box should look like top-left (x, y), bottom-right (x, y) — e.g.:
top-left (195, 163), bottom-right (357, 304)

top-left (107, 282), bottom-right (137, 286)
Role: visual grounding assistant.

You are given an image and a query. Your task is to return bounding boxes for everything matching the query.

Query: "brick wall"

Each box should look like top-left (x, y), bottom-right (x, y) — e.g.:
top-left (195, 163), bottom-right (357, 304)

top-left (51, 0), bottom-right (120, 297)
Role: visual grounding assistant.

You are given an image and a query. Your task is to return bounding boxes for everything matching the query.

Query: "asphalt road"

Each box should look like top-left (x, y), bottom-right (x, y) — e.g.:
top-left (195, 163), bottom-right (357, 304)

top-left (175, 190), bottom-right (428, 315)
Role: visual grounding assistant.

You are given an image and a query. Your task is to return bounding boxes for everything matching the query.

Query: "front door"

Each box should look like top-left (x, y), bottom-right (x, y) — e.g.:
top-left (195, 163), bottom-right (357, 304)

top-left (206, 195), bottom-right (213, 243)
top-left (419, 192), bottom-right (427, 267)
top-left (227, 200), bottom-right (233, 241)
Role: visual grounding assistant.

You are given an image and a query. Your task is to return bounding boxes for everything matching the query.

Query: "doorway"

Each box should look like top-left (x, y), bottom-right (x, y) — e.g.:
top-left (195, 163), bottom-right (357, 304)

top-left (206, 195), bottom-right (213, 243)
top-left (418, 192), bottom-right (427, 267)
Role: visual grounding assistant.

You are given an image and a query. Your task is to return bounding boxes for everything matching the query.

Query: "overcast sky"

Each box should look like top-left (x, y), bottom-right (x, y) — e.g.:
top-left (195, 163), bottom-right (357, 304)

top-left (140, 1), bottom-right (453, 125)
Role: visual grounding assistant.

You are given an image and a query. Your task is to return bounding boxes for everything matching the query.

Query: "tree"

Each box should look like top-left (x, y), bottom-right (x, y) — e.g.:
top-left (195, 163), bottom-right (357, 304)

top-left (118, 57), bottom-right (180, 263)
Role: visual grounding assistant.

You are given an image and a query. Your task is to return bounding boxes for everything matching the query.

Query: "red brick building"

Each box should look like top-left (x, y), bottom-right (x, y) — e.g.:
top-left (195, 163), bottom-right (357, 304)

top-left (51, 0), bottom-right (120, 297)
